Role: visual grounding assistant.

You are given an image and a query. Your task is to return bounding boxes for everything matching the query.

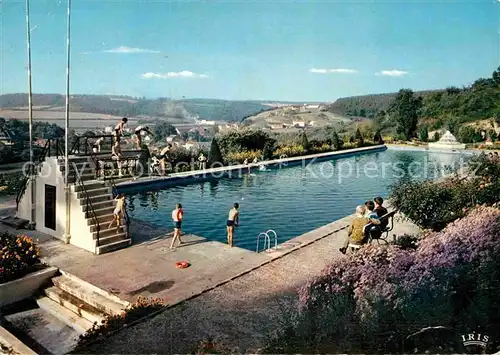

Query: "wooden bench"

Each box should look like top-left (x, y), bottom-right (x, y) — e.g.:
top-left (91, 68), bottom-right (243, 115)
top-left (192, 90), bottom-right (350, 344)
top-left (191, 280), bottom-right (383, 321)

top-left (364, 209), bottom-right (397, 244)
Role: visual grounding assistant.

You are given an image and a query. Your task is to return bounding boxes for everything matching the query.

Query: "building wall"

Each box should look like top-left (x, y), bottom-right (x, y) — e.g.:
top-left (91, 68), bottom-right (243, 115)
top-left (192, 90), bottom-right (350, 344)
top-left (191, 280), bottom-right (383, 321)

top-left (16, 157), bottom-right (97, 253)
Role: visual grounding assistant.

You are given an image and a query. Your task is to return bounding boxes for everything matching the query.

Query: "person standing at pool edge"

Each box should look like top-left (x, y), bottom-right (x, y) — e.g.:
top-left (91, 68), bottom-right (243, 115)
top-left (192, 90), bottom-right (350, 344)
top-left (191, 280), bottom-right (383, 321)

top-left (170, 203), bottom-right (184, 249)
top-left (226, 203), bottom-right (239, 247)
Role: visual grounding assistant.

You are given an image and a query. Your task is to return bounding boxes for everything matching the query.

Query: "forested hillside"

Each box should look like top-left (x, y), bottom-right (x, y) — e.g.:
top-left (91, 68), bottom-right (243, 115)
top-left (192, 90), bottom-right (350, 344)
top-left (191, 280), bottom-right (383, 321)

top-left (328, 67), bottom-right (500, 125)
top-left (0, 94), bottom-right (270, 122)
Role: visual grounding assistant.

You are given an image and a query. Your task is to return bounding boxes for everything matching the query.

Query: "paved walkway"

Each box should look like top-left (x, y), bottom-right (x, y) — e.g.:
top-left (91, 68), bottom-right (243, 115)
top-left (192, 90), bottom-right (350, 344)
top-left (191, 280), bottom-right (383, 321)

top-left (79, 213), bottom-right (419, 354)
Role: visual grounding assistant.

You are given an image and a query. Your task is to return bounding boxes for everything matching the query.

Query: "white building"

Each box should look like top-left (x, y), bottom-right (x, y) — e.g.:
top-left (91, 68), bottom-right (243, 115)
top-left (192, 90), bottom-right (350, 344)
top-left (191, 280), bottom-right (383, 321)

top-left (428, 130), bottom-right (466, 150)
top-left (293, 121), bottom-right (306, 128)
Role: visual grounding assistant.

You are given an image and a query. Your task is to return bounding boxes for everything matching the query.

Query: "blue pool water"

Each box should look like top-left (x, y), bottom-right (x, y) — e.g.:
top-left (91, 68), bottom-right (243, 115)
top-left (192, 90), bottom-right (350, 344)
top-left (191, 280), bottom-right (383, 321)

top-left (123, 148), bottom-right (472, 250)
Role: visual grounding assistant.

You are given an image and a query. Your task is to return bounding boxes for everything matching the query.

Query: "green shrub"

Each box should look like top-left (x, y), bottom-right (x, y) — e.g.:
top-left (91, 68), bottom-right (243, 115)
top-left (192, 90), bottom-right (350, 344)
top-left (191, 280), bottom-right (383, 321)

top-left (208, 138), bottom-right (224, 165)
top-left (274, 145), bottom-right (305, 158)
top-left (76, 296), bottom-right (165, 348)
top-left (226, 150), bottom-right (262, 163)
top-left (0, 171), bottom-right (24, 197)
top-left (0, 232), bottom-right (40, 284)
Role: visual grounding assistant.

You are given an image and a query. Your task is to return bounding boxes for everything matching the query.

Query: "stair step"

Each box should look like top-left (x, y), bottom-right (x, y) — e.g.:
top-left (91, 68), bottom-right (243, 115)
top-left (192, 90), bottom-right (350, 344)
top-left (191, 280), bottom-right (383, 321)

top-left (67, 173), bottom-right (97, 183)
top-left (44, 286), bottom-right (106, 325)
top-left (52, 275), bottom-right (127, 315)
top-left (96, 233), bottom-right (128, 246)
top-left (74, 181), bottom-right (108, 192)
top-left (86, 206), bottom-right (115, 218)
top-left (96, 238), bottom-right (132, 254)
top-left (36, 297), bottom-right (93, 334)
top-left (82, 199), bottom-right (114, 212)
top-left (77, 187), bottom-right (112, 198)
top-left (93, 225), bottom-right (127, 238)
top-left (87, 213), bottom-right (115, 225)
top-left (80, 194), bottom-right (113, 205)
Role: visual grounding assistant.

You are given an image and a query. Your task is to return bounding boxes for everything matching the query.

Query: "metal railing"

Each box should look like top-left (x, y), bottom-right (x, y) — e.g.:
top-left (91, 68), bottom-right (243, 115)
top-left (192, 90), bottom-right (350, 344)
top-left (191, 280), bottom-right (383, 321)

top-left (70, 134), bottom-right (115, 155)
top-left (256, 229), bottom-right (278, 253)
top-left (72, 166), bottom-right (101, 246)
top-left (16, 138), bottom-right (65, 210)
top-left (84, 139), bottom-right (131, 240)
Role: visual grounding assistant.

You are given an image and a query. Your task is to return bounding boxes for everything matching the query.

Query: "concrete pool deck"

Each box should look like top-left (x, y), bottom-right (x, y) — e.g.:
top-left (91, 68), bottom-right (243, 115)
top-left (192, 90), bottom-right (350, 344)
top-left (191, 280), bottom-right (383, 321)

top-left (77, 211), bottom-right (420, 353)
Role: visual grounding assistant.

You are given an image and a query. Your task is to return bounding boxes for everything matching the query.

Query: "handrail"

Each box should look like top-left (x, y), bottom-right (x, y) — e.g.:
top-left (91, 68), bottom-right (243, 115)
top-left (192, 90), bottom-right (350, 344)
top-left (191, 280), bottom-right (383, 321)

top-left (256, 229), bottom-right (278, 253)
top-left (266, 229), bottom-right (278, 250)
top-left (256, 232), bottom-right (270, 253)
top-left (86, 138), bottom-right (131, 239)
top-left (73, 167), bottom-right (101, 246)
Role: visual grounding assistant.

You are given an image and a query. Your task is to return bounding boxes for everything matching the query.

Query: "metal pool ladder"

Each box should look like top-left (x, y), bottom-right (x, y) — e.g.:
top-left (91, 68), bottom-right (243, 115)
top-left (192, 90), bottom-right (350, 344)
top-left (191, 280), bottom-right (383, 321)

top-left (256, 229), bottom-right (278, 253)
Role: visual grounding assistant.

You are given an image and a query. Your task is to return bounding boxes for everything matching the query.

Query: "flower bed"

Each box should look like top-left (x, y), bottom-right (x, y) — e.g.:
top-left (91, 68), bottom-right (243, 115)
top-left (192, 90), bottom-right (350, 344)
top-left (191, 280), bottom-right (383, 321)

top-left (76, 296), bottom-right (165, 349)
top-left (0, 232), bottom-right (40, 284)
top-left (264, 206), bottom-right (500, 353)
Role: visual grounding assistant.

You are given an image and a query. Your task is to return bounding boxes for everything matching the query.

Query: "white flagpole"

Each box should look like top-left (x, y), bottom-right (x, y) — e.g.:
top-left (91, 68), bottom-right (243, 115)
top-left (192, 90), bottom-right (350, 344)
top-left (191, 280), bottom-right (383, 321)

top-left (64, 0), bottom-right (72, 243)
top-left (25, 0), bottom-right (35, 228)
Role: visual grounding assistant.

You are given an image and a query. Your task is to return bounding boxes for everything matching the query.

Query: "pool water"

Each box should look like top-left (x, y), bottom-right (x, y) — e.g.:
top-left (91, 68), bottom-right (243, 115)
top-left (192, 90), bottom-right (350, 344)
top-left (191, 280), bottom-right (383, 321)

top-left (124, 148), bottom-right (471, 250)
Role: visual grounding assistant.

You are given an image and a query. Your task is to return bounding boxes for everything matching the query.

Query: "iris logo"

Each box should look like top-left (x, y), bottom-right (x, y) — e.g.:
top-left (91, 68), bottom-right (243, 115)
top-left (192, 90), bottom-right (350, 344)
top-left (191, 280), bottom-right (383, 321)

top-left (461, 332), bottom-right (489, 349)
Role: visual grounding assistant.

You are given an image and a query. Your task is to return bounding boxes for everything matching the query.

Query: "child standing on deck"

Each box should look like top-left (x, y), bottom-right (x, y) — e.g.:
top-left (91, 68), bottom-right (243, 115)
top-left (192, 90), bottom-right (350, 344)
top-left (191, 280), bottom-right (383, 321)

top-left (170, 203), bottom-right (184, 250)
top-left (108, 194), bottom-right (126, 232)
top-left (226, 203), bottom-right (239, 247)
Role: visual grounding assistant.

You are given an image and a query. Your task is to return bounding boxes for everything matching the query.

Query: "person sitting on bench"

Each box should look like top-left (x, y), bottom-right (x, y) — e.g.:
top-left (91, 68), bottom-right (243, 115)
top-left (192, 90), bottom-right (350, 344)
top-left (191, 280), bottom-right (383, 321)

top-left (340, 205), bottom-right (369, 254)
top-left (374, 196), bottom-right (389, 229)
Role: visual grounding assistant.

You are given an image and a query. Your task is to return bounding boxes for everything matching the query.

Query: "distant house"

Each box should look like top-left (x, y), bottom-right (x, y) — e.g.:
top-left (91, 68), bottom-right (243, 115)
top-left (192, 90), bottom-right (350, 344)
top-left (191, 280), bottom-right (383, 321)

top-left (309, 121), bottom-right (316, 127)
top-left (268, 122), bottom-right (285, 130)
top-left (305, 104), bottom-right (320, 109)
top-left (293, 121), bottom-right (306, 128)
top-left (104, 126), bottom-right (114, 134)
top-left (200, 120), bottom-right (216, 126)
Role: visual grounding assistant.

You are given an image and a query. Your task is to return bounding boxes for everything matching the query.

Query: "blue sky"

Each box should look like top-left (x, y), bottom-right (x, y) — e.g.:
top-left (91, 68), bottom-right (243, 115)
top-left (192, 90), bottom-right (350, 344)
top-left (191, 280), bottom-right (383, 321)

top-left (0, 0), bottom-right (499, 102)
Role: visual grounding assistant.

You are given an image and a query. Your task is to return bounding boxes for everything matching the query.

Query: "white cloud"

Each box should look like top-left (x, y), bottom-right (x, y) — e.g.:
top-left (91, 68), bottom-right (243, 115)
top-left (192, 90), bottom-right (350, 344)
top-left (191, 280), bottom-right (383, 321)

top-left (309, 68), bottom-right (358, 74)
top-left (104, 46), bottom-right (160, 54)
top-left (141, 71), bottom-right (209, 79)
top-left (375, 70), bottom-right (409, 77)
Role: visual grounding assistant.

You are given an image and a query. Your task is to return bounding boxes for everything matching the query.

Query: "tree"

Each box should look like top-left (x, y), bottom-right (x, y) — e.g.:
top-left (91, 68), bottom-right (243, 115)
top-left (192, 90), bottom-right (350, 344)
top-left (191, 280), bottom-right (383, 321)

top-left (262, 140), bottom-right (275, 160)
top-left (301, 131), bottom-right (310, 151)
top-left (373, 129), bottom-right (384, 144)
top-left (208, 138), bottom-right (224, 165)
top-left (388, 89), bottom-right (422, 141)
top-left (153, 122), bottom-right (177, 142)
top-left (433, 132), bottom-right (441, 142)
top-left (419, 126), bottom-right (429, 142)
top-left (493, 66), bottom-right (500, 86)
top-left (355, 128), bottom-right (364, 147)
top-left (331, 130), bottom-right (343, 150)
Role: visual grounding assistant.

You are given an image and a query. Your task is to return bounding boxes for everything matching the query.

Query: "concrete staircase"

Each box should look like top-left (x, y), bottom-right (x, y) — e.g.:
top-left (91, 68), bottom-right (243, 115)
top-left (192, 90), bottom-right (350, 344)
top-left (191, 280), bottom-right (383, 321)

top-left (58, 155), bottom-right (132, 254)
top-left (4, 271), bottom-right (130, 354)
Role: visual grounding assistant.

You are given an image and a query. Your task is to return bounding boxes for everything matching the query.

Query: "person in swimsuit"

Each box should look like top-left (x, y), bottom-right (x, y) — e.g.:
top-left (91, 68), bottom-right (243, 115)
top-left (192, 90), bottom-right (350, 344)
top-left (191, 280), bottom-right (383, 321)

top-left (134, 125), bottom-right (153, 149)
top-left (159, 144), bottom-right (172, 175)
top-left (170, 203), bottom-right (184, 249)
top-left (108, 194), bottom-right (126, 231)
top-left (111, 141), bottom-right (123, 177)
top-left (114, 117), bottom-right (128, 143)
top-left (226, 203), bottom-right (239, 247)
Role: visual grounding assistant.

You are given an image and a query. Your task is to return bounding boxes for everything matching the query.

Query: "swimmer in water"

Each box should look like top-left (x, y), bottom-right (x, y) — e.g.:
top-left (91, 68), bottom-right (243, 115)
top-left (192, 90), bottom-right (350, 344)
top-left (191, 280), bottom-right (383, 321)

top-left (226, 203), bottom-right (239, 247)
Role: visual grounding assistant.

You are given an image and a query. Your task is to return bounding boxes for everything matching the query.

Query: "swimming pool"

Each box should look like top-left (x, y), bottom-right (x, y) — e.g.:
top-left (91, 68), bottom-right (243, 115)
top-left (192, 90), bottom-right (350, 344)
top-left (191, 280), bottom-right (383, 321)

top-left (122, 148), bottom-right (472, 250)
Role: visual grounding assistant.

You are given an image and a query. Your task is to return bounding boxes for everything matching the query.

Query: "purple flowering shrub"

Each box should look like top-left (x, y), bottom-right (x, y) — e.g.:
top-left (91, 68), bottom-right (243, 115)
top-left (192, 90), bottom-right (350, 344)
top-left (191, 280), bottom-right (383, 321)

top-left (264, 206), bottom-right (500, 353)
